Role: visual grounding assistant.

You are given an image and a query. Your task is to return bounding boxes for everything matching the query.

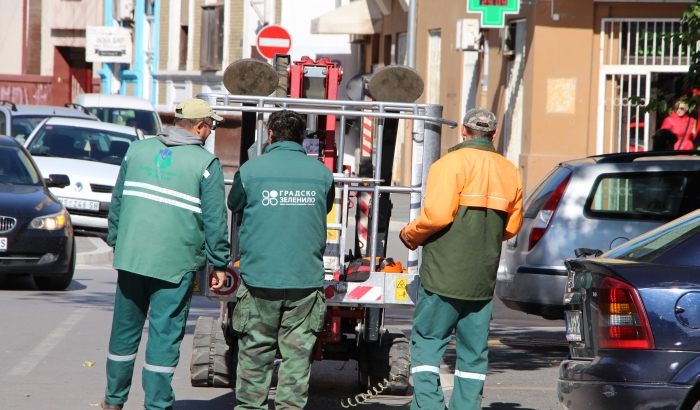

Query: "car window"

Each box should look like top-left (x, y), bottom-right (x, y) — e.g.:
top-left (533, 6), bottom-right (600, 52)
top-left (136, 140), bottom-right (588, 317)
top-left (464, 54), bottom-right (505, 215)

top-left (28, 124), bottom-right (137, 165)
top-left (11, 115), bottom-right (48, 140)
top-left (0, 110), bottom-right (6, 134)
top-left (584, 172), bottom-right (700, 221)
top-left (0, 145), bottom-right (41, 185)
top-left (88, 107), bottom-right (161, 135)
top-left (523, 166), bottom-right (572, 218)
top-left (604, 211), bottom-right (700, 263)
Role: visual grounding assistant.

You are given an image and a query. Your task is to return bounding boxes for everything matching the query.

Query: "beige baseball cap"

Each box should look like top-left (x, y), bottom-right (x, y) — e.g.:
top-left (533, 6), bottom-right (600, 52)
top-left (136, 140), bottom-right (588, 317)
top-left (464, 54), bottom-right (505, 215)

top-left (175, 98), bottom-right (224, 122)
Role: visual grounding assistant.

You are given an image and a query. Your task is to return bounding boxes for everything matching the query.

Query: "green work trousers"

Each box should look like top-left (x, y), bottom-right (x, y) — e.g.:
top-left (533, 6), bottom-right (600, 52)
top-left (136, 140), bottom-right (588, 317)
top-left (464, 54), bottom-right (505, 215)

top-left (104, 270), bottom-right (194, 410)
top-left (410, 284), bottom-right (492, 410)
top-left (232, 283), bottom-right (326, 410)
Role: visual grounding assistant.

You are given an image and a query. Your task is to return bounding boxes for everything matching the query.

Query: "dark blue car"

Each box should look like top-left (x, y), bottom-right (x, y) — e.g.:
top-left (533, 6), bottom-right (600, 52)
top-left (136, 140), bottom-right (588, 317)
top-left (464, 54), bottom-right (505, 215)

top-left (559, 210), bottom-right (700, 410)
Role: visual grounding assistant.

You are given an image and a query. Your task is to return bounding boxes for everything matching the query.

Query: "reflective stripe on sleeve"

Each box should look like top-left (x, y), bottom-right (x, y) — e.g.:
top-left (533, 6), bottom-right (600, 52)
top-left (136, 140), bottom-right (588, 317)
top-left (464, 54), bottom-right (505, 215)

top-left (411, 365), bottom-right (441, 374)
top-left (455, 370), bottom-right (486, 380)
top-left (123, 190), bottom-right (202, 213)
top-left (107, 353), bottom-right (137, 362)
top-left (143, 363), bottom-right (176, 374)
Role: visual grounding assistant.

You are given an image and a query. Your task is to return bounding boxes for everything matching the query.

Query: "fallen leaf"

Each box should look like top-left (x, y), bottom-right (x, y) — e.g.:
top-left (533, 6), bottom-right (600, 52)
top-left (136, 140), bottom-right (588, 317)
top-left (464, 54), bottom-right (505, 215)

top-left (83, 361), bottom-right (95, 367)
top-left (89, 404), bottom-right (100, 407)
top-left (24, 394), bottom-right (30, 397)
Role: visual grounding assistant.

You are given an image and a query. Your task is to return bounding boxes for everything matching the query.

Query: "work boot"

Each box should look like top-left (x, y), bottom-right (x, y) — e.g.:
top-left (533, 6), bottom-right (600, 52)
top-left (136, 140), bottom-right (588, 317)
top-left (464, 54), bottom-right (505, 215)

top-left (101, 398), bottom-right (123, 410)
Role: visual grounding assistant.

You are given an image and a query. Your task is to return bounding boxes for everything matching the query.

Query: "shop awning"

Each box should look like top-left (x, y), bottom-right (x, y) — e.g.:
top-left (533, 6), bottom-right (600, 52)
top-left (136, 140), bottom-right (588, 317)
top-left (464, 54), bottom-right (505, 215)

top-left (310, 0), bottom-right (383, 35)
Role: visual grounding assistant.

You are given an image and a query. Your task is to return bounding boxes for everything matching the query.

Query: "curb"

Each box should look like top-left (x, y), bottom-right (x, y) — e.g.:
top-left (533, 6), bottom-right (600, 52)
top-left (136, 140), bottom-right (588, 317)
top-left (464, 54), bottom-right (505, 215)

top-left (76, 237), bottom-right (113, 265)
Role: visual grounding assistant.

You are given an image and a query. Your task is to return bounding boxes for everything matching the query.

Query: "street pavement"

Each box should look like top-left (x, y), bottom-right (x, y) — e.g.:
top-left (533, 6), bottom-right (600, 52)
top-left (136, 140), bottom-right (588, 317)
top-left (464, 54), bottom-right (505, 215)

top-left (0, 196), bottom-right (567, 409)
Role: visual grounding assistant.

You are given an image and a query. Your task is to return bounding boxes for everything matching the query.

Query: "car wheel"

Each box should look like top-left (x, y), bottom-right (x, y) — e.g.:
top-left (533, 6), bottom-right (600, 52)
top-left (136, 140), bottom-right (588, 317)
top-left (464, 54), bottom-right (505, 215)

top-left (33, 240), bottom-right (75, 291)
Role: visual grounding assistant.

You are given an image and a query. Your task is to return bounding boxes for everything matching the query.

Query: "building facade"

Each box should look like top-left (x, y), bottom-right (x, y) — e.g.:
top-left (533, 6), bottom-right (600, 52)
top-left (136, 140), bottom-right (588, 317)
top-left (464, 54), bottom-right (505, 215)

top-left (0, 0), bottom-right (103, 106)
top-left (341, 0), bottom-right (694, 192)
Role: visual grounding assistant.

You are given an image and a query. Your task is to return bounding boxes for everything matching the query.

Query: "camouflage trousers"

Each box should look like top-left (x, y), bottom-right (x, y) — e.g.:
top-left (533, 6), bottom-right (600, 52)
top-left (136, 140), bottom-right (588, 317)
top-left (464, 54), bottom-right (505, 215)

top-left (232, 283), bottom-right (326, 410)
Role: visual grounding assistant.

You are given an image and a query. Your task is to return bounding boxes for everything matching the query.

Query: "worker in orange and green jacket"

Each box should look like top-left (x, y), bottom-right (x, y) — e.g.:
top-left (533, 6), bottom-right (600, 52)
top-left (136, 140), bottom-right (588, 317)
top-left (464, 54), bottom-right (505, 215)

top-left (399, 108), bottom-right (523, 410)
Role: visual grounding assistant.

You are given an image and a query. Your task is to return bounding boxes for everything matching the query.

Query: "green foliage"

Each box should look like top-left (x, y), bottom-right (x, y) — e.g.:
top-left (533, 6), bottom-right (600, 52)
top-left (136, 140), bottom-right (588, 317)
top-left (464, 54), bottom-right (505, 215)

top-left (638, 0), bottom-right (700, 114)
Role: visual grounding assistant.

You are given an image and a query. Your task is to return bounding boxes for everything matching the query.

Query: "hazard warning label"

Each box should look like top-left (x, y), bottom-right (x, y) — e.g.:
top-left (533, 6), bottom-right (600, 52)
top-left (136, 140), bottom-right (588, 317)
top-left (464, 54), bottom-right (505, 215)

top-left (395, 278), bottom-right (408, 301)
top-left (193, 280), bottom-right (201, 293)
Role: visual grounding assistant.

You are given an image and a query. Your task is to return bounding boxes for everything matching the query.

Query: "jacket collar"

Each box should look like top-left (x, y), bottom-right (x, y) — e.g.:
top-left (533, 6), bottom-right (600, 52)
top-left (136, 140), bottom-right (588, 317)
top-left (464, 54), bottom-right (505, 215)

top-left (448, 138), bottom-right (496, 153)
top-left (265, 141), bottom-right (306, 154)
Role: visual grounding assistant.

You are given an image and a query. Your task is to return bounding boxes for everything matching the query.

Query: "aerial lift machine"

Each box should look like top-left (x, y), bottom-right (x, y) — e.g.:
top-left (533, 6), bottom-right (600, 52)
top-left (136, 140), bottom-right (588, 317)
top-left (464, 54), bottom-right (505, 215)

top-left (188, 56), bottom-right (457, 396)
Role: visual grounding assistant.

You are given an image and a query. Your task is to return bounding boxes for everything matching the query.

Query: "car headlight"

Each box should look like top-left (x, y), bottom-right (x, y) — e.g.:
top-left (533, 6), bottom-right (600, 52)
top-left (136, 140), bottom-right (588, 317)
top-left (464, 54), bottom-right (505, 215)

top-left (29, 209), bottom-right (69, 231)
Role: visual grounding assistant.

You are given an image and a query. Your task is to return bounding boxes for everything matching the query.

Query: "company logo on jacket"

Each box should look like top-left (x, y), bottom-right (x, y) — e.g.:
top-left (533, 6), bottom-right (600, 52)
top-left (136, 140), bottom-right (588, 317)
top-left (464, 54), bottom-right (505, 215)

top-left (154, 149), bottom-right (173, 169)
top-left (261, 189), bottom-right (317, 206)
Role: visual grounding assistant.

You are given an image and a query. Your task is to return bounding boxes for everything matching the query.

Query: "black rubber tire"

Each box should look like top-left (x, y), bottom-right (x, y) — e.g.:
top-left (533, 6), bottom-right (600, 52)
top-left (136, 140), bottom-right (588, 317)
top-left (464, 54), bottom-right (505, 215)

top-left (359, 327), bottom-right (411, 396)
top-left (33, 240), bottom-right (75, 291)
top-left (190, 316), bottom-right (238, 387)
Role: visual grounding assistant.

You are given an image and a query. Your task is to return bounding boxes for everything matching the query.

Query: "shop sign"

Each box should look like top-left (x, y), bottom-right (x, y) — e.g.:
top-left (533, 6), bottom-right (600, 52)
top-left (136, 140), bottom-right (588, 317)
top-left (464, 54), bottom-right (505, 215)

top-left (85, 26), bottom-right (133, 63)
top-left (467, 0), bottom-right (520, 28)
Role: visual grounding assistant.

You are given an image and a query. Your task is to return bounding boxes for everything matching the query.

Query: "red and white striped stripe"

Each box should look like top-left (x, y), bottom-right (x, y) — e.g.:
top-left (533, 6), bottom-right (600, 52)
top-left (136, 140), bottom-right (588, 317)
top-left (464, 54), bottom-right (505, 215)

top-left (346, 284), bottom-right (382, 301)
top-left (358, 93), bottom-right (373, 251)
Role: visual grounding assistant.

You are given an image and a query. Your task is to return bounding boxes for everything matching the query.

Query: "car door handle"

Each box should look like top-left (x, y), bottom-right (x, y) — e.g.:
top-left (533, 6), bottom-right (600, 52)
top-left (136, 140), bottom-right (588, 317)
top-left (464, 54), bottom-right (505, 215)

top-left (675, 307), bottom-right (686, 314)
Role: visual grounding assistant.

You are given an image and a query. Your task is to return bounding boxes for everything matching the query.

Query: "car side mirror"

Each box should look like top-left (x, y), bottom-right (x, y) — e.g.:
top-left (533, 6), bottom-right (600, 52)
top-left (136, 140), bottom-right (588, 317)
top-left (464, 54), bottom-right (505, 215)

top-left (574, 248), bottom-right (603, 258)
top-left (46, 174), bottom-right (70, 188)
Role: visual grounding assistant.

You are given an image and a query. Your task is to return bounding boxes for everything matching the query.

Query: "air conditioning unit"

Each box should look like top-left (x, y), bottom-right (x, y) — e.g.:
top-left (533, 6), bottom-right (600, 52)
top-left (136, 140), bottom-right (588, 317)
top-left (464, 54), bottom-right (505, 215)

top-left (456, 19), bottom-right (481, 51)
top-left (113, 0), bottom-right (135, 22)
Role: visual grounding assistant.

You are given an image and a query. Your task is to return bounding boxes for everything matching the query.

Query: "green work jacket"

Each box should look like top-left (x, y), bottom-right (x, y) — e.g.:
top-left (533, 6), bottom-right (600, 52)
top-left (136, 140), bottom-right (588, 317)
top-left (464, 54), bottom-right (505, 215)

top-left (108, 137), bottom-right (231, 283)
top-left (228, 141), bottom-right (334, 289)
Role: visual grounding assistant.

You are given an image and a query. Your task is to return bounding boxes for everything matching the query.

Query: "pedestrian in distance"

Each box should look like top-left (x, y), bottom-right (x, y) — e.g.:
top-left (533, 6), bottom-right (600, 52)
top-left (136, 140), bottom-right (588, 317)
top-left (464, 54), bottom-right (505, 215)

top-left (227, 109), bottom-right (335, 410)
top-left (660, 100), bottom-right (697, 150)
top-left (399, 108), bottom-right (524, 410)
top-left (101, 98), bottom-right (231, 410)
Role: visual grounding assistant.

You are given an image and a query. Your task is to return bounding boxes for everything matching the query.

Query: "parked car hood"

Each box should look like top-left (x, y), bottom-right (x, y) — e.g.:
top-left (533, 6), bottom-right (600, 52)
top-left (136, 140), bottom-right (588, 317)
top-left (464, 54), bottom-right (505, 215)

top-left (0, 184), bottom-right (63, 218)
top-left (32, 157), bottom-right (120, 186)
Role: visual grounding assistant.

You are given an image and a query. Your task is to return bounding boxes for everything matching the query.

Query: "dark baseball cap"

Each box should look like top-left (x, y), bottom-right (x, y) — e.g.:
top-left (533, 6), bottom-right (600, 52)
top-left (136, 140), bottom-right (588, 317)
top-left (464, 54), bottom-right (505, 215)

top-left (463, 108), bottom-right (497, 132)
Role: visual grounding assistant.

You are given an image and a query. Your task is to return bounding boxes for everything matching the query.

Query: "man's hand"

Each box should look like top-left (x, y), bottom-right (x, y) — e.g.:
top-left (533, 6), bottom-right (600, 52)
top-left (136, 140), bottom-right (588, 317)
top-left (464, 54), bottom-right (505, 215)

top-left (210, 271), bottom-right (227, 291)
top-left (399, 228), bottom-right (417, 251)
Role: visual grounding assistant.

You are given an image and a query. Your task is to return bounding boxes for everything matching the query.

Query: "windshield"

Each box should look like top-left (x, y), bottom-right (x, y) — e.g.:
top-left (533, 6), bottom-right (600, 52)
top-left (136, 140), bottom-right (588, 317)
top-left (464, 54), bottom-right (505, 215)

top-left (88, 107), bottom-right (161, 135)
top-left (28, 124), bottom-right (137, 165)
top-left (0, 145), bottom-right (41, 185)
top-left (604, 211), bottom-right (700, 262)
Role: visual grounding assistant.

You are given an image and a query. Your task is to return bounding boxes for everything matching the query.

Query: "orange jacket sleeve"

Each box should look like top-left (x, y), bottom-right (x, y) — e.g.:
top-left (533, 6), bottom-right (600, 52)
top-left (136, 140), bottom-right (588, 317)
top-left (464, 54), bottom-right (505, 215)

top-left (402, 156), bottom-right (463, 246)
top-left (503, 171), bottom-right (523, 241)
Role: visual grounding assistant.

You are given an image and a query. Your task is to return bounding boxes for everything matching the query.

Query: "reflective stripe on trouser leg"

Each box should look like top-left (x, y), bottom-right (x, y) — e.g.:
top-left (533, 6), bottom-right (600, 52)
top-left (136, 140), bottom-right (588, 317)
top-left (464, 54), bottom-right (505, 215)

top-left (449, 299), bottom-right (492, 410)
top-left (410, 284), bottom-right (461, 410)
top-left (143, 271), bottom-right (194, 410)
top-left (106, 271), bottom-right (151, 406)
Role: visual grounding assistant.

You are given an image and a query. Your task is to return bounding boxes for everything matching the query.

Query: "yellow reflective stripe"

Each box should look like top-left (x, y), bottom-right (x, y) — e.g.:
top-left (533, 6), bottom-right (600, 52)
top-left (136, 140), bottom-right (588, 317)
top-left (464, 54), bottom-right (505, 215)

top-left (124, 181), bottom-right (200, 204)
top-left (123, 190), bottom-right (202, 213)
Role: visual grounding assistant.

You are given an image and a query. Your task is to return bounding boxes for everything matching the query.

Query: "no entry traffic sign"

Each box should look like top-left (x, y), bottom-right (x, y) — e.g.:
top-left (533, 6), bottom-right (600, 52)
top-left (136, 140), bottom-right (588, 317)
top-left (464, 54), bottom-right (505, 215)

top-left (256, 25), bottom-right (292, 59)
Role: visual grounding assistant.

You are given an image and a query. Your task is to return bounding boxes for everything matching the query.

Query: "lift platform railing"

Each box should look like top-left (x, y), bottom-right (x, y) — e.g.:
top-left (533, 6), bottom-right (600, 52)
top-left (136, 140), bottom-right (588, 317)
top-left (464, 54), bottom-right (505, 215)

top-left (193, 93), bottom-right (457, 308)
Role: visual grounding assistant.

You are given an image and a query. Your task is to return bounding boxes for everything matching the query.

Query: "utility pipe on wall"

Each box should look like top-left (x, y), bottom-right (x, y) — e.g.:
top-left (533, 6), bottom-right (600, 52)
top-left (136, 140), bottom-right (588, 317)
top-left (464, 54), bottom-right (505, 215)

top-left (406, 0), bottom-right (418, 68)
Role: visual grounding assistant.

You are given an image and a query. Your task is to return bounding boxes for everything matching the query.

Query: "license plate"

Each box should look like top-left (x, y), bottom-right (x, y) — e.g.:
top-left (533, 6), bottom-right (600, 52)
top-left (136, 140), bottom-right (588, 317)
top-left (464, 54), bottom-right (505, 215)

top-left (0, 237), bottom-right (6, 251)
top-left (566, 310), bottom-right (583, 342)
top-left (59, 197), bottom-right (100, 211)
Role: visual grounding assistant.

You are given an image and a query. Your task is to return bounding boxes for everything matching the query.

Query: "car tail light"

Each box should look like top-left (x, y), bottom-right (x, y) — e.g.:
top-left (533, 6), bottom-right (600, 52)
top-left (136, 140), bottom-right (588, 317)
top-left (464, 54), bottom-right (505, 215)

top-left (528, 174), bottom-right (571, 251)
top-left (598, 277), bottom-right (655, 349)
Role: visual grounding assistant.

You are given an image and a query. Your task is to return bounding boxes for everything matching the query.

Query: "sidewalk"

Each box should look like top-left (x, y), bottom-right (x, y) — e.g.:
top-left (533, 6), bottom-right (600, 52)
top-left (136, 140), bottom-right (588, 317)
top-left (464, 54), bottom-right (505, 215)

top-left (75, 236), bottom-right (113, 265)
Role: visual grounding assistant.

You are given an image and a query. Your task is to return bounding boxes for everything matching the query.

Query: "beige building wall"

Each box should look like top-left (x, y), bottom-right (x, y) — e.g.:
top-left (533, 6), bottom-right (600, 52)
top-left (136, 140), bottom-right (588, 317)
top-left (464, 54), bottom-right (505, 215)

top-left (0, 0), bottom-right (24, 75)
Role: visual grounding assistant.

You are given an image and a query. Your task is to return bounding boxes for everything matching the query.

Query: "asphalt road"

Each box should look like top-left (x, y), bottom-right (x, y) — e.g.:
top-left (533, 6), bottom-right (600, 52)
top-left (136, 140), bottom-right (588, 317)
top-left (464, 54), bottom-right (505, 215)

top-left (0, 267), bottom-right (565, 410)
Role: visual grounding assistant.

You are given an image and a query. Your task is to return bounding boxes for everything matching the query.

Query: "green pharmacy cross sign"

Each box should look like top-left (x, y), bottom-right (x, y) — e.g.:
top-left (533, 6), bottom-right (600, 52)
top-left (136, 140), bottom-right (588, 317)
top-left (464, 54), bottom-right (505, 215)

top-left (467, 0), bottom-right (520, 28)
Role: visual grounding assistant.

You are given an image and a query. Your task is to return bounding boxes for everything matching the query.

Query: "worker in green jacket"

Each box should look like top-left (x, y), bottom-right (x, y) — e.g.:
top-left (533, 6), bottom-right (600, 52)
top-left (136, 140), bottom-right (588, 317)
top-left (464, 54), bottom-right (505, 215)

top-left (228, 109), bottom-right (334, 410)
top-left (102, 98), bottom-right (231, 410)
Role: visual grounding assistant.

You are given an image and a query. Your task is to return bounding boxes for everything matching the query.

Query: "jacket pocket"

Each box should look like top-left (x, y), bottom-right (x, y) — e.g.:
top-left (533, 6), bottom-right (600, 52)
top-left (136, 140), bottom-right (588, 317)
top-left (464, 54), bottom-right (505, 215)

top-left (309, 290), bottom-right (327, 334)
top-left (231, 285), bottom-right (250, 333)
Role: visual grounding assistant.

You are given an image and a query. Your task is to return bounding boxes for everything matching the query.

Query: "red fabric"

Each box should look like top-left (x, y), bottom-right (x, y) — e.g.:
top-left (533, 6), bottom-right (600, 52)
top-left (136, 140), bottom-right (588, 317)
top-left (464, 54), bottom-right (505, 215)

top-left (660, 112), bottom-right (697, 150)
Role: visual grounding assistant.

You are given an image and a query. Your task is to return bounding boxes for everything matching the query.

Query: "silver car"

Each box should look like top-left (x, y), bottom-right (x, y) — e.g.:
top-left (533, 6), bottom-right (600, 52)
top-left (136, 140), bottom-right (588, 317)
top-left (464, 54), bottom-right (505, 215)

top-left (496, 151), bottom-right (700, 320)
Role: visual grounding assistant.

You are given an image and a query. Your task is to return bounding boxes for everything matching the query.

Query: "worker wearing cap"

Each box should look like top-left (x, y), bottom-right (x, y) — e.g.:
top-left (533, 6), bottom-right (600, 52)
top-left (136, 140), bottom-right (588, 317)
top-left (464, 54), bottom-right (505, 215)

top-left (400, 108), bottom-right (523, 410)
top-left (102, 98), bottom-right (231, 410)
top-left (228, 110), bottom-right (334, 410)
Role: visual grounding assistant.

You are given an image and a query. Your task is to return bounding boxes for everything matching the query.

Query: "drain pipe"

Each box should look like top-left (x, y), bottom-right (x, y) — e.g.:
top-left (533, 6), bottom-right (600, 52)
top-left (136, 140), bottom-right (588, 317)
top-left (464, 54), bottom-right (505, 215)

top-left (406, 0), bottom-right (418, 68)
